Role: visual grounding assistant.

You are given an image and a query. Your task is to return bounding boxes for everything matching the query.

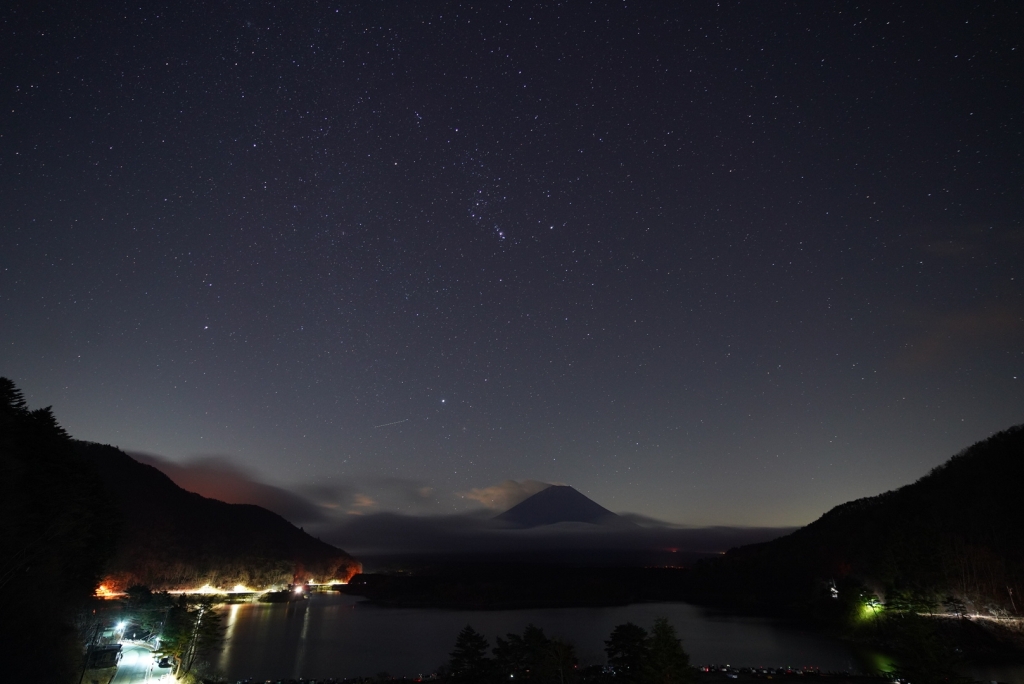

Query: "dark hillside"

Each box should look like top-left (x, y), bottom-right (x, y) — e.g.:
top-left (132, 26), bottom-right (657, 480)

top-left (76, 442), bottom-right (360, 590)
top-left (697, 425), bottom-right (1024, 615)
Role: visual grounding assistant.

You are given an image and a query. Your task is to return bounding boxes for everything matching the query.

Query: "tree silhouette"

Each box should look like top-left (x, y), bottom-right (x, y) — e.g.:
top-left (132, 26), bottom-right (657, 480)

top-left (605, 622), bottom-right (650, 682)
top-left (644, 618), bottom-right (694, 684)
top-left (448, 625), bottom-right (493, 681)
top-left (493, 624), bottom-right (577, 684)
top-left (0, 377), bottom-right (27, 413)
top-left (0, 377), bottom-right (118, 683)
top-left (944, 594), bottom-right (968, 621)
top-left (158, 594), bottom-right (225, 677)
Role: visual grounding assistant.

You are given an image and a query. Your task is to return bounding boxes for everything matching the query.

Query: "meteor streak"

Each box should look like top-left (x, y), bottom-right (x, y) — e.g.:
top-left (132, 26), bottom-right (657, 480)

top-left (373, 419), bottom-right (409, 429)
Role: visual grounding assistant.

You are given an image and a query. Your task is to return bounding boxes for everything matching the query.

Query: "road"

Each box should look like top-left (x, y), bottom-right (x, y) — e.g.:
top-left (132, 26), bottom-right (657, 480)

top-left (110, 643), bottom-right (173, 683)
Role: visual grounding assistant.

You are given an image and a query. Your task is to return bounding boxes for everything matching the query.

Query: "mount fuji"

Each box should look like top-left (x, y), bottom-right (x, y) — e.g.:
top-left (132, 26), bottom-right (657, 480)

top-left (494, 485), bottom-right (635, 528)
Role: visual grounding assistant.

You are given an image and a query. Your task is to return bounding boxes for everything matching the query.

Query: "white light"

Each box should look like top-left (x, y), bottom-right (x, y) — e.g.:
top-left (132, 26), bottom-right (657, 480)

top-left (116, 621), bottom-right (126, 631)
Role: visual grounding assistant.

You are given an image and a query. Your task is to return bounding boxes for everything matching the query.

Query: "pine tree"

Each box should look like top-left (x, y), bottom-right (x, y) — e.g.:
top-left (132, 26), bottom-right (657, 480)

top-left (449, 625), bottom-right (493, 681)
top-left (0, 377), bottom-right (28, 415)
top-left (493, 624), bottom-right (577, 684)
top-left (605, 622), bottom-right (650, 682)
top-left (644, 618), bottom-right (694, 684)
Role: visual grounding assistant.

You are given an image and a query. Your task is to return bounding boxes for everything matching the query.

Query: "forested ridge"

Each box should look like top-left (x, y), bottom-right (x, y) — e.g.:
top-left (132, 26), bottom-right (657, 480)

top-left (78, 441), bottom-right (360, 590)
top-left (682, 426), bottom-right (1024, 679)
top-left (696, 424), bottom-right (1024, 616)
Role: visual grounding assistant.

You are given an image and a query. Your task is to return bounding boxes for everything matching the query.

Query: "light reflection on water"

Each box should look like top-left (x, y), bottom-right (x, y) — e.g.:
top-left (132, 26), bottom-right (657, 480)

top-left (295, 598), bottom-right (312, 679)
top-left (218, 604), bottom-right (241, 674)
top-left (213, 594), bottom-right (879, 680)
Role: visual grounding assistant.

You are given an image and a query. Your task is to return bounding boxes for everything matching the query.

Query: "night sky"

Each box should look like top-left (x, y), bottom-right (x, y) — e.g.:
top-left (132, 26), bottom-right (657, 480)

top-left (2, 2), bottom-right (1022, 529)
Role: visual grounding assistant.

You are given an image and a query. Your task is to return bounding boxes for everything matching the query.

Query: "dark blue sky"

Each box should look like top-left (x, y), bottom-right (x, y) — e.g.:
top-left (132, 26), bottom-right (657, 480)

top-left (2, 1), bottom-right (1021, 526)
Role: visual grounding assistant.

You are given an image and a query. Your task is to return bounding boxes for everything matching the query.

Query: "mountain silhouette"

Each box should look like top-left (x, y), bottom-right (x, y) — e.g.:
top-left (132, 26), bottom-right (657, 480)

top-left (494, 485), bottom-right (633, 528)
top-left (76, 442), bottom-right (361, 590)
top-left (697, 423), bottom-right (1024, 615)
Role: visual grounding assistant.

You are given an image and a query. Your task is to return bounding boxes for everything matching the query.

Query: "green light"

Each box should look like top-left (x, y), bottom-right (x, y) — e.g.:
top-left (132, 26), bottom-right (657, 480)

top-left (859, 595), bottom-right (883, 620)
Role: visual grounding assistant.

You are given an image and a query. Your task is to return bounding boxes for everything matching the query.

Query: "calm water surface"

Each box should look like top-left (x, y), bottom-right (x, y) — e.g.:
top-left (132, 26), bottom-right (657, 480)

top-left (214, 594), bottom-right (872, 680)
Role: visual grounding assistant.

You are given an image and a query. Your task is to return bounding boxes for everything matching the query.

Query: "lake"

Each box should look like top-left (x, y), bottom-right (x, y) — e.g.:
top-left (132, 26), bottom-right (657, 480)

top-left (213, 594), bottom-right (879, 680)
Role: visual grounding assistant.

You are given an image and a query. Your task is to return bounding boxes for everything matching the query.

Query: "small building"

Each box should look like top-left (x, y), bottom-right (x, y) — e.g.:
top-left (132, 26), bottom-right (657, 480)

top-left (87, 644), bottom-right (122, 669)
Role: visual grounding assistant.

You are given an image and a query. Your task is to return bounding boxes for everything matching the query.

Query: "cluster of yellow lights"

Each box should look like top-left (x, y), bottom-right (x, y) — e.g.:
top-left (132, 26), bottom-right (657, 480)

top-left (132, 578), bottom-right (350, 595)
top-left (171, 584), bottom-right (256, 594)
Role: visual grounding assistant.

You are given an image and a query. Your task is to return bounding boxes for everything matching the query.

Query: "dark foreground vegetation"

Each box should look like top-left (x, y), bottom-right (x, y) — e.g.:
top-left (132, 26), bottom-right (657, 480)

top-left (0, 378), bottom-right (118, 683)
top-left (432, 620), bottom-right (885, 684)
top-left (441, 619), bottom-right (695, 684)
